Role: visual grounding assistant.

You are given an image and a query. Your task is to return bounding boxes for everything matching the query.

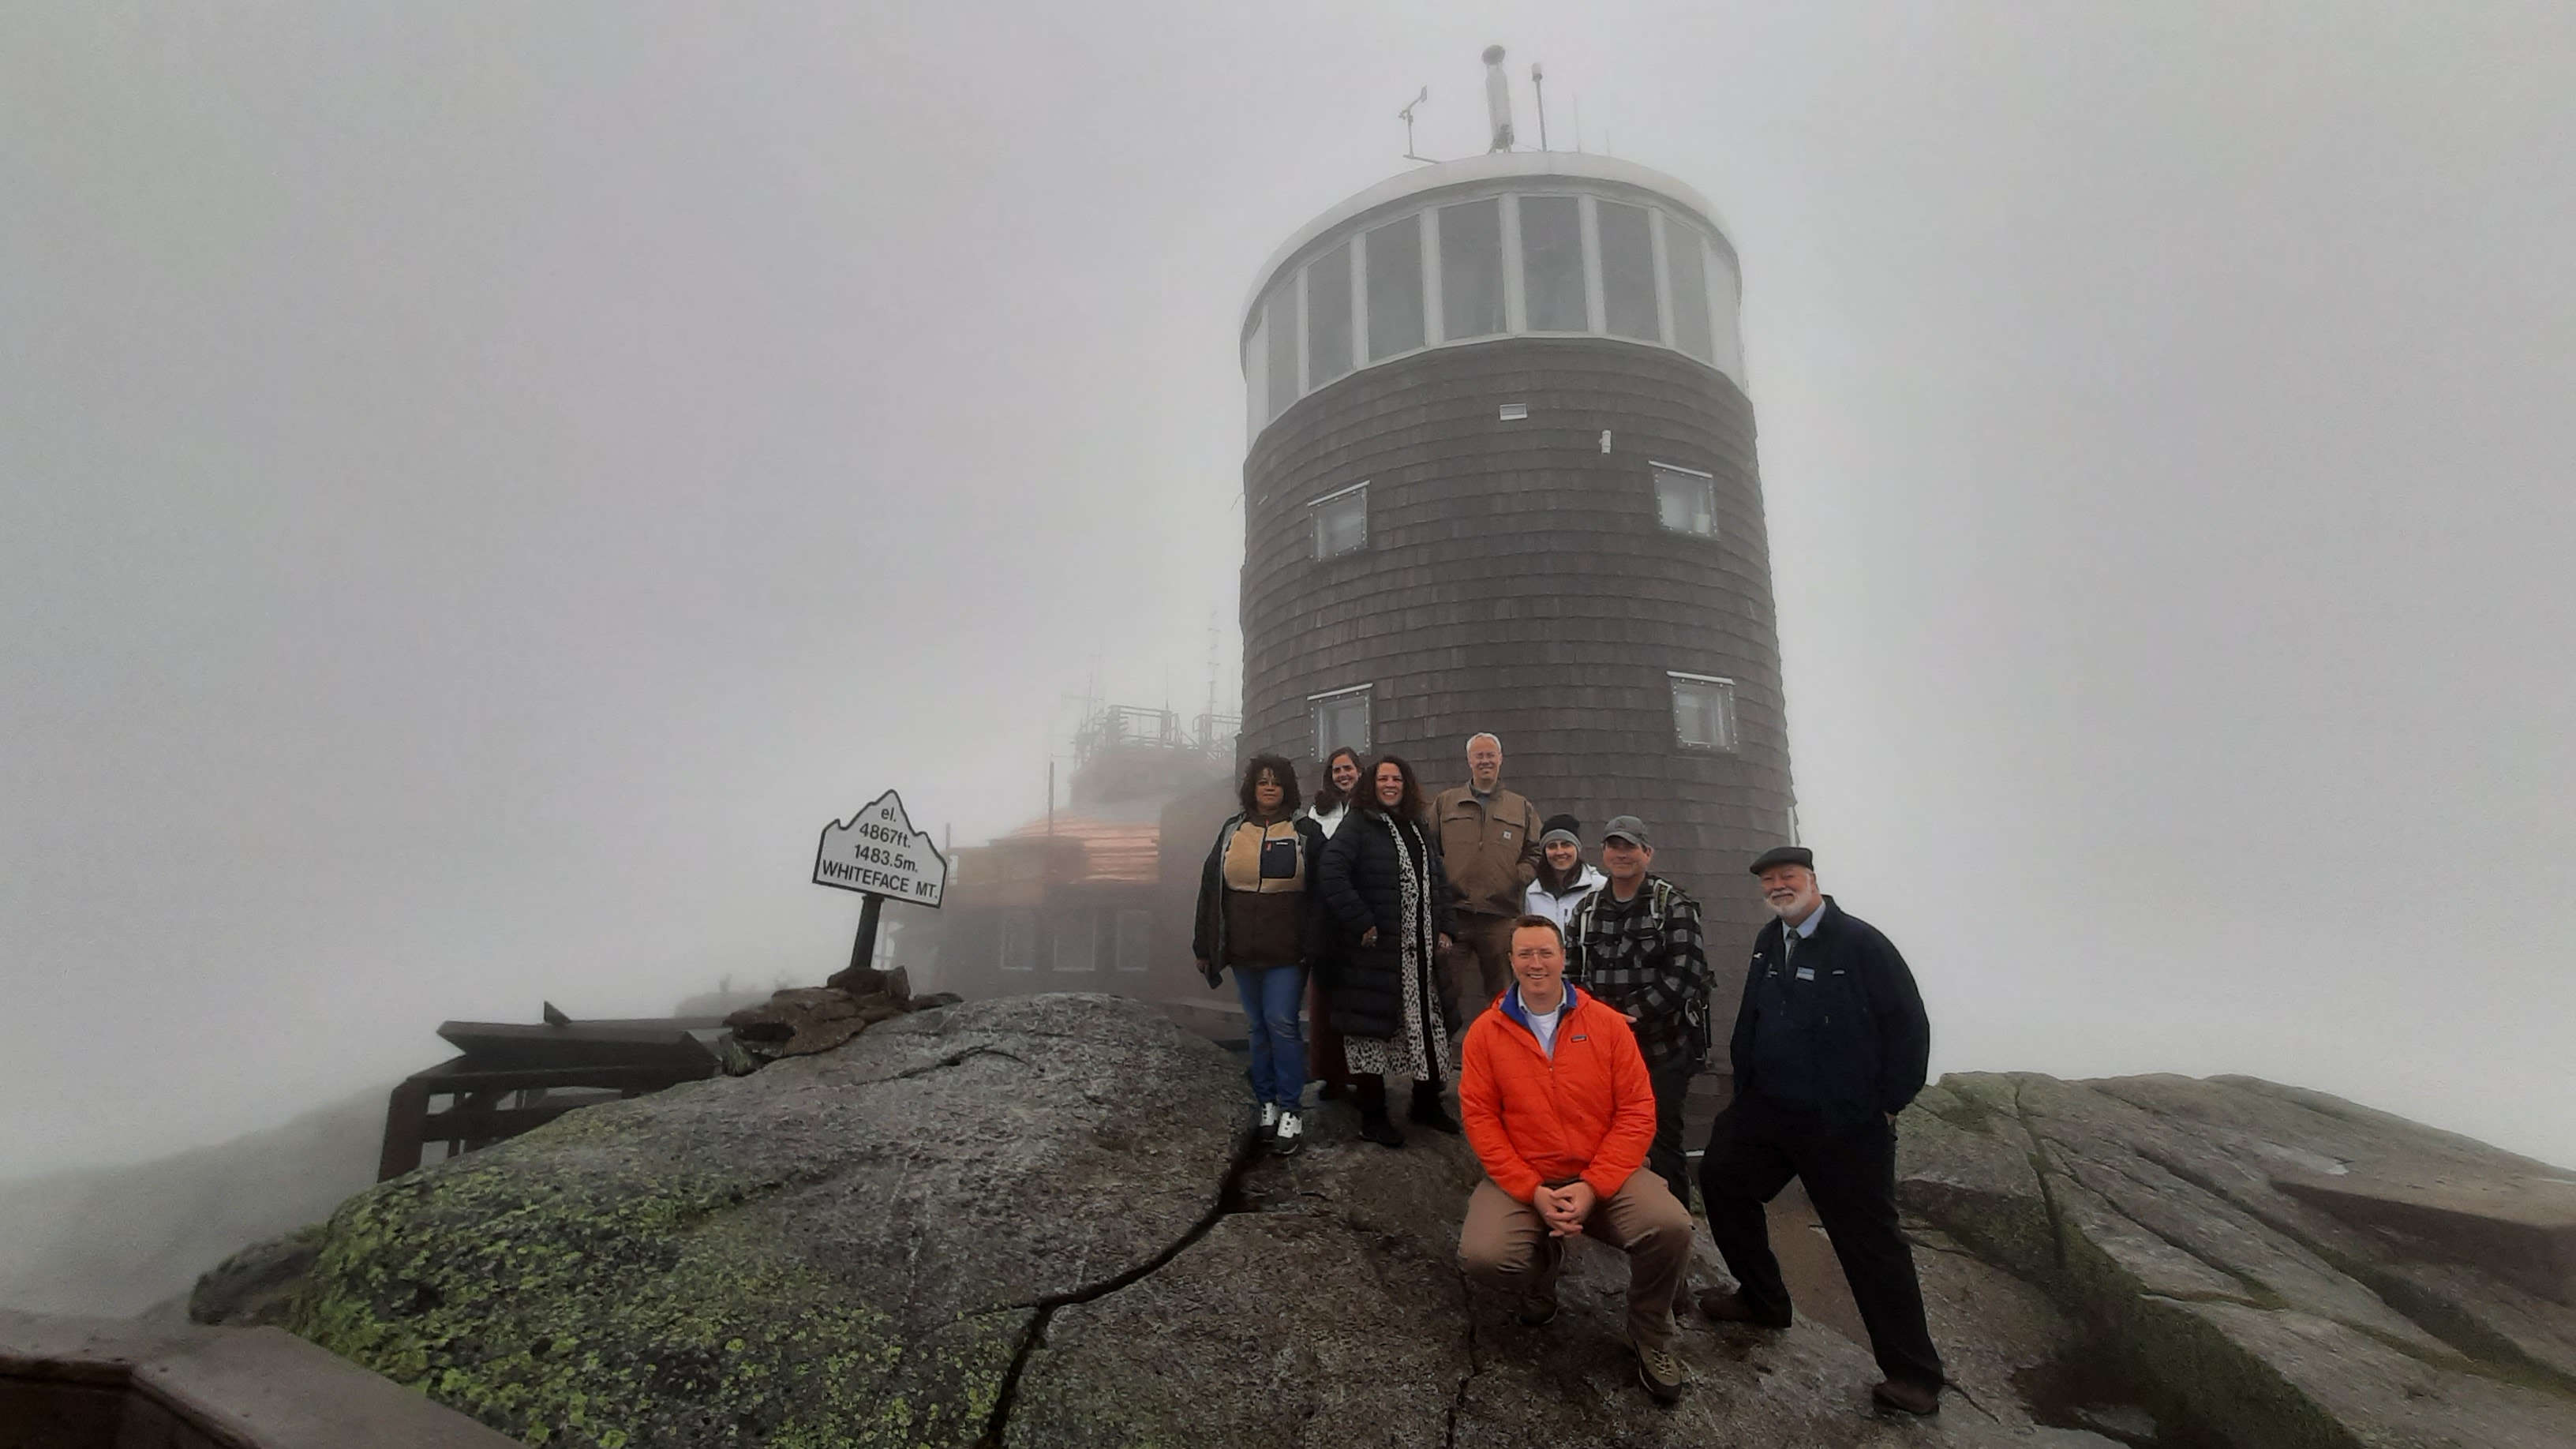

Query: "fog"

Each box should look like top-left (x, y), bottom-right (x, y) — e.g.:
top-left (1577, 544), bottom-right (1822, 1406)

top-left (4, 1), bottom-right (2570, 1192)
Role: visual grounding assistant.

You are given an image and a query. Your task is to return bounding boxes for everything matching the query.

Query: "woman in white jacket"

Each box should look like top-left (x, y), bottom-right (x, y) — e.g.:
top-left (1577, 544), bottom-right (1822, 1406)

top-left (1522, 814), bottom-right (1605, 934)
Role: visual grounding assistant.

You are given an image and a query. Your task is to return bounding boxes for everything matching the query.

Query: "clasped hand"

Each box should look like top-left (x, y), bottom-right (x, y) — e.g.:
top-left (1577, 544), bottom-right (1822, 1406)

top-left (1531, 1180), bottom-right (1597, 1237)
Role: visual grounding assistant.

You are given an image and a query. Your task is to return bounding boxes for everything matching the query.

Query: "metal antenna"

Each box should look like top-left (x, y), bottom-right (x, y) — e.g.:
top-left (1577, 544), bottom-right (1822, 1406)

top-left (1531, 62), bottom-right (1548, 151)
top-left (1398, 86), bottom-right (1429, 161)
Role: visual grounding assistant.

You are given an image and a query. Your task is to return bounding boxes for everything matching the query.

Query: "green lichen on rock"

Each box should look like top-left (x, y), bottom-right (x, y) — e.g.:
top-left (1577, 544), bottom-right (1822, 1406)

top-left (291, 994), bottom-right (1245, 1448)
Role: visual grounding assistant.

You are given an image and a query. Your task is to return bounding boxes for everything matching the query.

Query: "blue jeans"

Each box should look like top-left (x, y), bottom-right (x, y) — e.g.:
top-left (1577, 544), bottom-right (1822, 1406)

top-left (1234, 964), bottom-right (1309, 1110)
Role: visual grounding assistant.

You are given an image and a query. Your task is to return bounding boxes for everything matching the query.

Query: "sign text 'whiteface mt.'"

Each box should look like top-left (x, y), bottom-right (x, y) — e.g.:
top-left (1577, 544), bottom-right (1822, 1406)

top-left (814, 790), bottom-right (948, 907)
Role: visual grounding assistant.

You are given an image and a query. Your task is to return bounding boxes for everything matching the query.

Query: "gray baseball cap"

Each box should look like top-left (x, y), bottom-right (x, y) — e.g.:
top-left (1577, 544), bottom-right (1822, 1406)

top-left (1601, 815), bottom-right (1651, 848)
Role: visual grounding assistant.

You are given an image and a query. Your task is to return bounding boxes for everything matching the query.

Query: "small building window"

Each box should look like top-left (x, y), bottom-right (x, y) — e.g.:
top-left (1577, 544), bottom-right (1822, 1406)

top-left (1000, 911), bottom-right (1036, 972)
top-left (1670, 673), bottom-right (1739, 752)
top-left (1114, 909), bottom-right (1151, 973)
top-left (1307, 242), bottom-right (1355, 388)
top-left (1439, 198), bottom-right (1505, 339)
top-left (1365, 215), bottom-right (1425, 360)
top-left (1311, 685), bottom-right (1372, 762)
top-left (1597, 200), bottom-right (1660, 342)
top-left (1052, 910), bottom-right (1096, 974)
top-left (1311, 481), bottom-right (1368, 560)
top-left (1653, 462), bottom-right (1717, 537)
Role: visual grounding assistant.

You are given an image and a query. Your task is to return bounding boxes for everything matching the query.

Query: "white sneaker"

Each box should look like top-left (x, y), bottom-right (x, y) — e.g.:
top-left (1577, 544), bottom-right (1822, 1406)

top-left (1257, 1102), bottom-right (1280, 1139)
top-left (1271, 1108), bottom-right (1305, 1155)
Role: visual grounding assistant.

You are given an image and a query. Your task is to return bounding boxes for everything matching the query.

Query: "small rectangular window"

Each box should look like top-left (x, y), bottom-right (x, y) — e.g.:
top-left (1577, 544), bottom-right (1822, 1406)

top-left (1310, 481), bottom-right (1368, 560)
top-left (1115, 910), bottom-right (1151, 974)
top-left (1307, 242), bottom-right (1355, 388)
top-left (1052, 910), bottom-right (1096, 974)
top-left (1439, 198), bottom-right (1505, 339)
top-left (1519, 194), bottom-right (1586, 331)
top-left (1264, 286), bottom-right (1300, 421)
top-left (1664, 216), bottom-right (1717, 363)
top-left (1653, 462), bottom-right (1717, 537)
top-left (1311, 686), bottom-right (1372, 762)
top-left (1598, 200), bottom-right (1660, 341)
top-left (1365, 215), bottom-right (1425, 360)
top-left (1670, 673), bottom-right (1739, 752)
top-left (1000, 911), bottom-right (1036, 972)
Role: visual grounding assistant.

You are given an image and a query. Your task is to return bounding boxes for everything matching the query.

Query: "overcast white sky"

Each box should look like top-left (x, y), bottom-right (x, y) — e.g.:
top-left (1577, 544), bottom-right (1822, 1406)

top-left (5, 2), bottom-right (2571, 1178)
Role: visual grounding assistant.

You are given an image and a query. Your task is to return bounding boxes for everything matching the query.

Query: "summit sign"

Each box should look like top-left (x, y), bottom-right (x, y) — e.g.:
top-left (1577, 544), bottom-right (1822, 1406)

top-left (814, 790), bottom-right (947, 908)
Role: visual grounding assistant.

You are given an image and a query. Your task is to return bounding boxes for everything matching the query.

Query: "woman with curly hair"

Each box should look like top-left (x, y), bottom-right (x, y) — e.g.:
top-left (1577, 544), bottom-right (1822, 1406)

top-left (1193, 753), bottom-right (1327, 1153)
top-left (1317, 753), bottom-right (1458, 1148)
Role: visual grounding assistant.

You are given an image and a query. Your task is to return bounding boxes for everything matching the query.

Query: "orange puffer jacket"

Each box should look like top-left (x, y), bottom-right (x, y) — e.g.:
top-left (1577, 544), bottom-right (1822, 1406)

top-left (1458, 985), bottom-right (1658, 1203)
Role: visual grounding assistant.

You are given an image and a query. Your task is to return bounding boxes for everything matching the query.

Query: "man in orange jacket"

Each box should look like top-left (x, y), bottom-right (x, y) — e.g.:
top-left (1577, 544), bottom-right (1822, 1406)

top-left (1458, 914), bottom-right (1696, 1404)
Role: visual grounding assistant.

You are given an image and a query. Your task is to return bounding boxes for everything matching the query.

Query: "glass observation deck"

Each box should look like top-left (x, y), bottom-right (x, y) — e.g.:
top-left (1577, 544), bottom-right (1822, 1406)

top-left (1242, 152), bottom-right (1747, 442)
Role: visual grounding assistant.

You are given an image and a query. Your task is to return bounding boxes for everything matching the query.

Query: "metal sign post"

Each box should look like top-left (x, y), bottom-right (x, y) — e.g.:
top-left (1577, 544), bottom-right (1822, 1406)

top-left (814, 789), bottom-right (949, 980)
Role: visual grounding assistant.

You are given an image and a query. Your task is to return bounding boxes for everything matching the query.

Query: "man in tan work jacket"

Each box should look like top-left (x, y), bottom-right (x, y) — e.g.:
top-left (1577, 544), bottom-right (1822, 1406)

top-left (1433, 732), bottom-right (1544, 1024)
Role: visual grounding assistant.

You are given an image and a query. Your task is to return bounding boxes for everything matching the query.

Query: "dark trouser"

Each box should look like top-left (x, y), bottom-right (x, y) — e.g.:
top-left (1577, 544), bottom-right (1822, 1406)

top-left (1452, 913), bottom-right (1516, 1020)
top-left (1699, 1095), bottom-right (1944, 1390)
top-left (1307, 978), bottom-right (1351, 1092)
top-left (1647, 1062), bottom-right (1695, 1211)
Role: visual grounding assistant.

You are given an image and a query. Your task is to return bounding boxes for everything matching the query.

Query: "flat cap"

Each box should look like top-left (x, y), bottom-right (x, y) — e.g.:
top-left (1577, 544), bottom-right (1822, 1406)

top-left (1748, 845), bottom-right (1814, 874)
top-left (1601, 815), bottom-right (1651, 848)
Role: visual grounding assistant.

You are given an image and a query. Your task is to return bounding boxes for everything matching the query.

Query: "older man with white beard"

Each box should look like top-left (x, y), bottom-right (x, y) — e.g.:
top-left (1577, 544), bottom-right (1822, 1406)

top-left (1695, 846), bottom-right (1947, 1418)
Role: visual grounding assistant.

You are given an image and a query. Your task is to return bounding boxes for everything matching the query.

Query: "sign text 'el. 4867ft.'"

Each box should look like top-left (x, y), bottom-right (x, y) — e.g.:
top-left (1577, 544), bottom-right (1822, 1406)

top-left (814, 789), bottom-right (948, 908)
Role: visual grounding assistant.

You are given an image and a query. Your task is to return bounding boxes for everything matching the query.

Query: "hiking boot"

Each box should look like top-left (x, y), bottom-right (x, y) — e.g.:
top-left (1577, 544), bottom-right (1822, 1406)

top-left (1635, 1342), bottom-right (1688, 1405)
top-left (1357, 1110), bottom-right (1406, 1148)
top-left (1697, 1289), bottom-right (1791, 1329)
top-left (1256, 1102), bottom-right (1279, 1141)
top-left (1873, 1379), bottom-right (1940, 1415)
top-left (1407, 1083), bottom-right (1461, 1134)
top-left (1270, 1108), bottom-right (1305, 1156)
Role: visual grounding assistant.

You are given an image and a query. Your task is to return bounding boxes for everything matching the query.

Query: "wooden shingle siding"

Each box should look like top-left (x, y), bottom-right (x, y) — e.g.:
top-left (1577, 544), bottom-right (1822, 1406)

top-left (1241, 335), bottom-right (1797, 1005)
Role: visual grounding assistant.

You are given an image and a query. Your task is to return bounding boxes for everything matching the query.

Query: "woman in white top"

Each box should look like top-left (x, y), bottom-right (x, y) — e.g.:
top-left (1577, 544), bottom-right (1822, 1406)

top-left (1304, 746), bottom-right (1363, 838)
top-left (1522, 814), bottom-right (1605, 934)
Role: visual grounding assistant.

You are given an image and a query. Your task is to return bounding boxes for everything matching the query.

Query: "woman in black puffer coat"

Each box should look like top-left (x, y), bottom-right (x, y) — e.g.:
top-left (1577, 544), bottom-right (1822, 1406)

top-left (1316, 753), bottom-right (1458, 1148)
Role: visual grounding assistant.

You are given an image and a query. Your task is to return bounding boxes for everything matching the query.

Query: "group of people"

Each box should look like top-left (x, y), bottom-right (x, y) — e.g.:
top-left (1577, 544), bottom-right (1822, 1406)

top-left (1192, 733), bottom-right (1945, 1417)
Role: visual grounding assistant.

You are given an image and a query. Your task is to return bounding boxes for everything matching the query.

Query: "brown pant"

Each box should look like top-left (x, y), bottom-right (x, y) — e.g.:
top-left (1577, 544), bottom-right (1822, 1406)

top-left (1453, 913), bottom-right (1518, 1020)
top-left (1458, 1172), bottom-right (1694, 1353)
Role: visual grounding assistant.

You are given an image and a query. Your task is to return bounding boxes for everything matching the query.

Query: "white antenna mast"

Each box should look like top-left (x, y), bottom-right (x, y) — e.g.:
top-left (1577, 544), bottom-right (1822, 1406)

top-left (1531, 62), bottom-right (1548, 151)
top-left (1398, 86), bottom-right (1430, 161)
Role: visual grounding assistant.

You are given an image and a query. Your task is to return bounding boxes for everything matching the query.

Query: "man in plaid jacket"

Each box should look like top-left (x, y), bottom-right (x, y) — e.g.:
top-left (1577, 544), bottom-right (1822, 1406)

top-left (1565, 815), bottom-right (1713, 1218)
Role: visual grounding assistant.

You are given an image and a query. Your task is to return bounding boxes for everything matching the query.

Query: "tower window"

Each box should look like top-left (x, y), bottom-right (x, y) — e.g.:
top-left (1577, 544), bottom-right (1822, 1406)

top-left (1000, 911), bottom-right (1036, 972)
top-left (1310, 481), bottom-right (1368, 560)
top-left (1264, 285), bottom-right (1300, 421)
top-left (1664, 215), bottom-right (1717, 364)
top-left (1669, 673), bottom-right (1739, 753)
top-left (1311, 685), bottom-right (1372, 762)
top-left (1439, 198), bottom-right (1505, 339)
top-left (1598, 200), bottom-right (1660, 342)
top-left (1519, 194), bottom-right (1586, 332)
top-left (1653, 462), bottom-right (1717, 537)
top-left (1365, 215), bottom-right (1425, 360)
top-left (1307, 242), bottom-right (1355, 388)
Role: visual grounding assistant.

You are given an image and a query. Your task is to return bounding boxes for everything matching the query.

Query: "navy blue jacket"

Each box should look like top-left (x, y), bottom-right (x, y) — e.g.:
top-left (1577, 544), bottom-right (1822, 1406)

top-left (1727, 898), bottom-right (1931, 1125)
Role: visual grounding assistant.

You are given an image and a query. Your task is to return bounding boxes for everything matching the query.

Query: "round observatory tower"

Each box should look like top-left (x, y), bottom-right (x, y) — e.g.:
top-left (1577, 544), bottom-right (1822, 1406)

top-left (1236, 136), bottom-right (1796, 965)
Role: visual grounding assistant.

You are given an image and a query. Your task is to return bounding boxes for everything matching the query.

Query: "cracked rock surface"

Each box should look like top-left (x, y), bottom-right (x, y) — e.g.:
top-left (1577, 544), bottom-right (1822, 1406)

top-left (291, 994), bottom-right (1247, 1448)
top-left (1899, 1072), bottom-right (2576, 1447)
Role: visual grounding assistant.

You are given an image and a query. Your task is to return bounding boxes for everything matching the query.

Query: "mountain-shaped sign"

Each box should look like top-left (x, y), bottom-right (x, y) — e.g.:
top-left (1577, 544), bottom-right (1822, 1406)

top-left (814, 789), bottom-right (947, 908)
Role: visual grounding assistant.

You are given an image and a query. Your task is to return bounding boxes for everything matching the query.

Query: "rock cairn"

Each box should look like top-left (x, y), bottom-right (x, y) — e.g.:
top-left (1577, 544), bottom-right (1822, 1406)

top-left (717, 964), bottom-right (962, 1072)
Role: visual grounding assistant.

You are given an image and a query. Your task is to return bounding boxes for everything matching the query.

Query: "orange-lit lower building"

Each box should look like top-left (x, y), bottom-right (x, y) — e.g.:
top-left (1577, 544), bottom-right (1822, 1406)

top-left (935, 707), bottom-right (1237, 1011)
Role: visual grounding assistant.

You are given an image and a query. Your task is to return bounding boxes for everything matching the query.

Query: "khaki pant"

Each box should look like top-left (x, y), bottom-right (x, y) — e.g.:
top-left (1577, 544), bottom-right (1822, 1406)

top-left (1458, 1172), bottom-right (1694, 1353)
top-left (1453, 913), bottom-right (1517, 1020)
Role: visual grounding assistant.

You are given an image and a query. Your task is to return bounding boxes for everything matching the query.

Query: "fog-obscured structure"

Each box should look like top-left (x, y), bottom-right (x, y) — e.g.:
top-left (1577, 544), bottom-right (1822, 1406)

top-left (1237, 148), bottom-right (1795, 974)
